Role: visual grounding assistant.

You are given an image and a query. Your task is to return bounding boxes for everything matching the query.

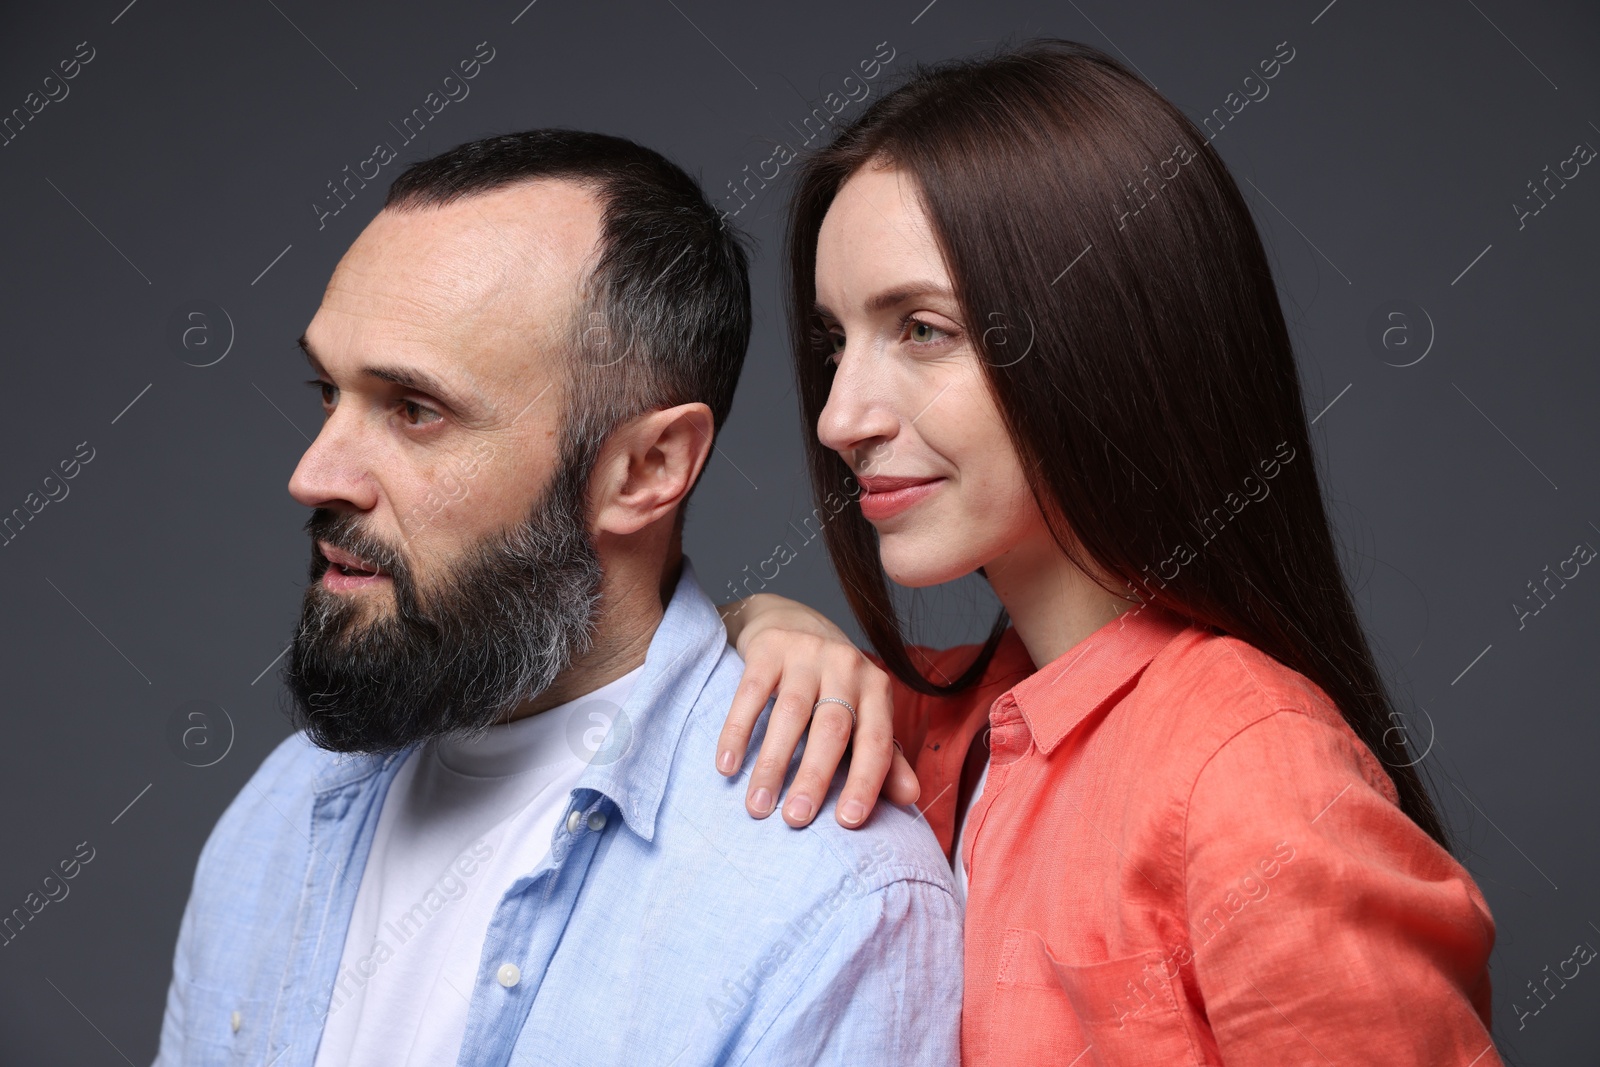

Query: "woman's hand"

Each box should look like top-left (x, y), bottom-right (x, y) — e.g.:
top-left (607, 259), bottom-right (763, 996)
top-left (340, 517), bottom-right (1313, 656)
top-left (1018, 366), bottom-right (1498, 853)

top-left (716, 594), bottom-right (919, 829)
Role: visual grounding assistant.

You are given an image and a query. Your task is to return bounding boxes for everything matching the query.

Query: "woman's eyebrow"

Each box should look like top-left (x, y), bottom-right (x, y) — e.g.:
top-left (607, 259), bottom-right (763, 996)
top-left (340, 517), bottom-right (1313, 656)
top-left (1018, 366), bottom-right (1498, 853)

top-left (814, 282), bottom-right (954, 320)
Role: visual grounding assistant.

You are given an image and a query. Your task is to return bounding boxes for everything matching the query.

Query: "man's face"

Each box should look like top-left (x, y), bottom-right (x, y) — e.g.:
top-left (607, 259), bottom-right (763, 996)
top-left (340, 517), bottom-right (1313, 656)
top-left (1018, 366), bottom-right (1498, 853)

top-left (284, 179), bottom-right (610, 753)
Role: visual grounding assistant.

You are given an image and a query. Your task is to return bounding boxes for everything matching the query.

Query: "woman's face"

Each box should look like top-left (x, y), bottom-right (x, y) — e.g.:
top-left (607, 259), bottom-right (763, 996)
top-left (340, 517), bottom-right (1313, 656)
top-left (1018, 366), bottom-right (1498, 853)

top-left (814, 163), bottom-right (1053, 588)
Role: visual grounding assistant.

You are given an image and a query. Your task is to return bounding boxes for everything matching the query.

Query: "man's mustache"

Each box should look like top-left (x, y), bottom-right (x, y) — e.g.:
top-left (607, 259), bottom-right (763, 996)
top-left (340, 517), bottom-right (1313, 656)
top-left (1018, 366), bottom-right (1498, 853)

top-left (304, 509), bottom-right (406, 580)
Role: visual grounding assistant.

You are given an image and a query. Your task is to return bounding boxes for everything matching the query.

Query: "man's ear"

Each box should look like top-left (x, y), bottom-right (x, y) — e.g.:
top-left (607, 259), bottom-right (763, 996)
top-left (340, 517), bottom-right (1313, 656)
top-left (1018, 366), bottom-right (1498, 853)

top-left (591, 402), bottom-right (715, 536)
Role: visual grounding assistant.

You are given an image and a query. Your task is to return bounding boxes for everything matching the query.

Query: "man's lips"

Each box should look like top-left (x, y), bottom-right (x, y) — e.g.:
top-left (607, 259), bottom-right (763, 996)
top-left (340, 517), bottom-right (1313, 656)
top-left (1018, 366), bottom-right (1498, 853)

top-left (318, 540), bottom-right (391, 590)
top-left (855, 475), bottom-right (945, 522)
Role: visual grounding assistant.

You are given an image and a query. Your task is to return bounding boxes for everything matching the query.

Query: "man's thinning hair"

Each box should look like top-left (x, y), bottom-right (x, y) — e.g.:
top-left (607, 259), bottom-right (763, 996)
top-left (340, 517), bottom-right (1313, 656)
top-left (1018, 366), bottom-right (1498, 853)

top-left (383, 129), bottom-right (752, 515)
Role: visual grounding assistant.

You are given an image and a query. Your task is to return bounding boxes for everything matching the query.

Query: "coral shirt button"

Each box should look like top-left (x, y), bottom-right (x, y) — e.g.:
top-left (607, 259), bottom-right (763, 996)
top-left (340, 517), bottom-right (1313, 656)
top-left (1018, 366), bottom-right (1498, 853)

top-left (497, 963), bottom-right (521, 988)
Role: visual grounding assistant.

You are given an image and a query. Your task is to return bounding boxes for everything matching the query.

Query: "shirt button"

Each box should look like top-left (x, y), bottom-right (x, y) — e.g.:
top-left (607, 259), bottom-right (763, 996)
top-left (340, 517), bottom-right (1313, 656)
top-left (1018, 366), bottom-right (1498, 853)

top-left (587, 811), bottom-right (607, 832)
top-left (497, 962), bottom-right (521, 988)
top-left (230, 1010), bottom-right (242, 1033)
top-left (565, 809), bottom-right (582, 834)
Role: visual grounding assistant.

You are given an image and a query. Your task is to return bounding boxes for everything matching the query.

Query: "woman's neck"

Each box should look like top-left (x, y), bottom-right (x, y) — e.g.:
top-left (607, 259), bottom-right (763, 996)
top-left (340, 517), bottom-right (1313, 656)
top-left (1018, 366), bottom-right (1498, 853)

top-left (981, 529), bottom-right (1133, 669)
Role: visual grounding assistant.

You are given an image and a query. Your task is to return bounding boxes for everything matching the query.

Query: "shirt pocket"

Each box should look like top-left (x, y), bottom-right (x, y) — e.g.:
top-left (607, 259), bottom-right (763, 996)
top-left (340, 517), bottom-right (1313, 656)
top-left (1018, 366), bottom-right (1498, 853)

top-left (176, 977), bottom-right (274, 1067)
top-left (991, 927), bottom-right (1202, 1067)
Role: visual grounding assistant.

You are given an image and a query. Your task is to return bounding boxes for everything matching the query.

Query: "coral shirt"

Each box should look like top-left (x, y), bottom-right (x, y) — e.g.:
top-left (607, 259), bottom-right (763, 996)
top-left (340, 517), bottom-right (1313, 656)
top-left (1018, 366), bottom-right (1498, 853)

top-left (886, 602), bottom-right (1501, 1066)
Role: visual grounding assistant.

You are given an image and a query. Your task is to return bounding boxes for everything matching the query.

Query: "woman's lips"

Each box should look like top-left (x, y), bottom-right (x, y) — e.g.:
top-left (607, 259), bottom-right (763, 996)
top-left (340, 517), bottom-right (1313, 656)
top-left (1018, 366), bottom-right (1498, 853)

top-left (857, 476), bottom-right (945, 522)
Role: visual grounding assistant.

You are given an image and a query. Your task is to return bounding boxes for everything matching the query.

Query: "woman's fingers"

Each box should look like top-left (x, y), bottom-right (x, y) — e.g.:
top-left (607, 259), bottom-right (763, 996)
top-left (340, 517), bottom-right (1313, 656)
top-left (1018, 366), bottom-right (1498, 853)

top-left (718, 628), bottom-right (913, 829)
top-left (781, 696), bottom-right (857, 827)
top-left (780, 655), bottom-right (901, 829)
top-left (744, 652), bottom-right (823, 818)
top-left (716, 651), bottom-right (782, 777)
top-left (882, 743), bottom-right (922, 807)
top-left (820, 674), bottom-right (898, 829)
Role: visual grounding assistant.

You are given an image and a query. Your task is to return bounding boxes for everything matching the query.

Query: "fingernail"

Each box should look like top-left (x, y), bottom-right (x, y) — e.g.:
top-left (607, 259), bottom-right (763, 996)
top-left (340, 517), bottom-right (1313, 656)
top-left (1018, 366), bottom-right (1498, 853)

top-left (751, 787), bottom-right (773, 815)
top-left (840, 800), bottom-right (866, 825)
top-left (786, 796), bottom-right (814, 822)
top-left (717, 749), bottom-right (736, 774)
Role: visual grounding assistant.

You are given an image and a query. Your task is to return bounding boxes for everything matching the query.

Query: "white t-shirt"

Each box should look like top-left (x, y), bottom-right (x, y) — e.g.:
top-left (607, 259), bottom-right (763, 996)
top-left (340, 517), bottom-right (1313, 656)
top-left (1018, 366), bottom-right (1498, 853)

top-left (952, 758), bottom-right (989, 904)
top-left (312, 666), bottom-right (642, 1067)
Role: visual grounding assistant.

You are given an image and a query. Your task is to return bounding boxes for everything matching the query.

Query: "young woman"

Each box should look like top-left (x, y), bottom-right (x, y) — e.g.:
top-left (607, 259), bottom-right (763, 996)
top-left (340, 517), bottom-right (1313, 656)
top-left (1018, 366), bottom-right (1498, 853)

top-left (714, 39), bottom-right (1501, 1066)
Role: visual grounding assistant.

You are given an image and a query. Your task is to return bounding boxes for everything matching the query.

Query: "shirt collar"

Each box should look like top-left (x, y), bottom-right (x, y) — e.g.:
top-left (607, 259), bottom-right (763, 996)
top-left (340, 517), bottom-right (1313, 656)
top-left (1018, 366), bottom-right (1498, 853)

top-left (311, 742), bottom-right (413, 794)
top-left (1002, 601), bottom-right (1192, 756)
top-left (568, 556), bottom-right (726, 843)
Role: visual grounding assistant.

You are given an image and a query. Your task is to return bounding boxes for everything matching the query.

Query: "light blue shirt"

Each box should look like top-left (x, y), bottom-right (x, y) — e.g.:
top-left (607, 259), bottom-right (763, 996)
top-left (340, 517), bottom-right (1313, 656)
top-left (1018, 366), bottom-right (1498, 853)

top-left (152, 559), bottom-right (962, 1066)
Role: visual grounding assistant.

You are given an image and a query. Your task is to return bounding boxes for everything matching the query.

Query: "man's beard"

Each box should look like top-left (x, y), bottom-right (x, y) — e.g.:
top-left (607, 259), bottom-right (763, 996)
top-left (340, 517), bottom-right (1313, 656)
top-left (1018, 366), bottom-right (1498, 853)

top-left (282, 441), bottom-right (605, 755)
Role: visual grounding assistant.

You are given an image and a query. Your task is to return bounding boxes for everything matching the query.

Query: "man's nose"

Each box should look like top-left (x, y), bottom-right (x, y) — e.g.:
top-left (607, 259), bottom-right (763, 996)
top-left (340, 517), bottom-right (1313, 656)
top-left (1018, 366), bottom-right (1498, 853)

top-left (288, 419), bottom-right (379, 512)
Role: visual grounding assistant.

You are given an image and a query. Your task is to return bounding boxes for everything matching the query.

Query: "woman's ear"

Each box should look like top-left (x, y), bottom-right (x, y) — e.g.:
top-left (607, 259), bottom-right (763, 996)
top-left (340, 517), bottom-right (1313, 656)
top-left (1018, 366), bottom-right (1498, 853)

top-left (591, 402), bottom-right (715, 536)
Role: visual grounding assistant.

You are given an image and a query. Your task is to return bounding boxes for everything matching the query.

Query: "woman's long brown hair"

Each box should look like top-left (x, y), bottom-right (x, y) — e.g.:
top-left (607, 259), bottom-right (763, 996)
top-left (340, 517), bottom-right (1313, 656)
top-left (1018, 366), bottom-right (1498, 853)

top-left (785, 38), bottom-right (1450, 850)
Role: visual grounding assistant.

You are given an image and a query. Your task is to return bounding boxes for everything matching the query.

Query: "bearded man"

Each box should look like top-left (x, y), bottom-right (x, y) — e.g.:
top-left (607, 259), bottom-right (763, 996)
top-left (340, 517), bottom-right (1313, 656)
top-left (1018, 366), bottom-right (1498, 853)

top-left (150, 130), bottom-right (961, 1067)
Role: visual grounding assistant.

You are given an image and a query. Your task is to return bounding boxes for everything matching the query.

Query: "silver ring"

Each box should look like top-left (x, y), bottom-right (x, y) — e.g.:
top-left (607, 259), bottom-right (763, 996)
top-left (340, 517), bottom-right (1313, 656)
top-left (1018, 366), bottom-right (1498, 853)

top-left (813, 697), bottom-right (857, 732)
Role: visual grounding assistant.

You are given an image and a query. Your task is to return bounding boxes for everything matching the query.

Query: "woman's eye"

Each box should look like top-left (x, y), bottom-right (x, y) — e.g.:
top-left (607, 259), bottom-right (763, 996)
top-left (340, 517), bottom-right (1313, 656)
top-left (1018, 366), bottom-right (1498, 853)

top-left (828, 332), bottom-right (846, 354)
top-left (907, 319), bottom-right (946, 344)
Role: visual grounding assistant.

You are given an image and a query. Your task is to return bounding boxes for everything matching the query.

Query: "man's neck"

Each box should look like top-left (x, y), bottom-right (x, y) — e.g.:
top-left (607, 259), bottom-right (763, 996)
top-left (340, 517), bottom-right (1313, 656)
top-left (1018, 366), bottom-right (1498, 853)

top-left (502, 551), bottom-right (682, 721)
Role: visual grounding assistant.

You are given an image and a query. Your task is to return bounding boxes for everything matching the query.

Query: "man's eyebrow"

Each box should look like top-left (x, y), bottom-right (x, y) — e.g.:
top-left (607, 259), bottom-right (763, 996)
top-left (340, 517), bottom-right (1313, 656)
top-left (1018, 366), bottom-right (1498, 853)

top-left (298, 334), bottom-right (481, 418)
top-left (813, 281), bottom-right (955, 320)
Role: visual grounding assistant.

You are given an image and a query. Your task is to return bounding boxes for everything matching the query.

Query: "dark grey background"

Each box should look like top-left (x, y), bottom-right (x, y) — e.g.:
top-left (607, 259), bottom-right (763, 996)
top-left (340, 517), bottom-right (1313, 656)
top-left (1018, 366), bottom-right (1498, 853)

top-left (1, 0), bottom-right (1594, 1062)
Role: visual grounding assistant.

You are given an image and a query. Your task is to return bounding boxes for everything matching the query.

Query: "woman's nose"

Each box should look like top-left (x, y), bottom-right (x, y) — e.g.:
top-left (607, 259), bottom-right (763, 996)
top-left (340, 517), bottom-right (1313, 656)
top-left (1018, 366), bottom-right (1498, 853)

top-left (816, 348), bottom-right (900, 460)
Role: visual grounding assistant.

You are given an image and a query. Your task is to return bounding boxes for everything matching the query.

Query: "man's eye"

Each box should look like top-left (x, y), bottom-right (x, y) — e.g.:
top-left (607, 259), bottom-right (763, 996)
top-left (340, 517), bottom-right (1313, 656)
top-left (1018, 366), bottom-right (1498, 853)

top-left (305, 379), bottom-right (336, 406)
top-left (399, 399), bottom-right (442, 426)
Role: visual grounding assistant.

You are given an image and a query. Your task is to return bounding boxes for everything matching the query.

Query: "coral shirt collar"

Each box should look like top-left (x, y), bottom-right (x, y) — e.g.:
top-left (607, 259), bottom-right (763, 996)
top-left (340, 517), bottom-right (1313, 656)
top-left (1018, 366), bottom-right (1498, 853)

top-left (1001, 601), bottom-right (1193, 756)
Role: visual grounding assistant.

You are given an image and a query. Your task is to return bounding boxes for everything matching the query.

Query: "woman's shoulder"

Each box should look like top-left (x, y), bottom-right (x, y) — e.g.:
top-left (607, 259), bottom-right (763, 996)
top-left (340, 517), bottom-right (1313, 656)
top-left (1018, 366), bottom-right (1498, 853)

top-left (1146, 625), bottom-right (1348, 734)
top-left (1150, 625), bottom-right (1334, 713)
top-left (1138, 625), bottom-right (1398, 804)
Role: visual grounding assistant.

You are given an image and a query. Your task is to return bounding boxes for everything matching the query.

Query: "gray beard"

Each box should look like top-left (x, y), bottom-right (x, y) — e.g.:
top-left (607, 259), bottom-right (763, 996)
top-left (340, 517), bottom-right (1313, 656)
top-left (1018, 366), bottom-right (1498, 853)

top-left (283, 446), bottom-right (604, 754)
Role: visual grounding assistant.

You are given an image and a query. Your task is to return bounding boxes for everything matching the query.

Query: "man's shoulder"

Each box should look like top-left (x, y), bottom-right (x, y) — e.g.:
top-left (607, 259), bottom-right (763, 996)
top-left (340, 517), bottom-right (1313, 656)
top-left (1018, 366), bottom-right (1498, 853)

top-left (661, 644), bottom-right (959, 903)
top-left (544, 640), bottom-right (963, 1064)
